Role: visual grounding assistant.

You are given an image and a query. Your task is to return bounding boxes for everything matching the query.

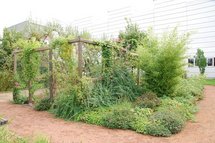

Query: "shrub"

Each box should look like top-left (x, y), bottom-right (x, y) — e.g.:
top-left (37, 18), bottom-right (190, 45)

top-left (51, 90), bottom-right (83, 120)
top-left (145, 121), bottom-right (171, 137)
top-left (158, 98), bottom-right (197, 121)
top-left (131, 107), bottom-right (153, 133)
top-left (75, 107), bottom-right (108, 125)
top-left (0, 71), bottom-right (13, 92)
top-left (102, 109), bottom-right (135, 129)
top-left (173, 76), bottom-right (204, 99)
top-left (134, 92), bottom-right (160, 108)
top-left (34, 97), bottom-right (52, 111)
top-left (138, 28), bottom-right (189, 97)
top-left (151, 110), bottom-right (185, 134)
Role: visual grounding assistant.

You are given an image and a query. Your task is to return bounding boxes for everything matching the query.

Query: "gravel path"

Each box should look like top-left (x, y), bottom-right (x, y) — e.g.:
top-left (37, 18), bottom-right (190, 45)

top-left (0, 86), bottom-right (214, 143)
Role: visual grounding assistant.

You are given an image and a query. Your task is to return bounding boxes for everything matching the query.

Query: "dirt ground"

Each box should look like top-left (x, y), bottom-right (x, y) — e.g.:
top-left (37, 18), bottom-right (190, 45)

top-left (0, 86), bottom-right (215, 143)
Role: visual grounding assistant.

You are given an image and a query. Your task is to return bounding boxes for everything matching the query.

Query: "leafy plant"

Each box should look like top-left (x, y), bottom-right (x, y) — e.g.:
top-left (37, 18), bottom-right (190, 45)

top-left (145, 121), bottom-right (172, 137)
top-left (119, 19), bottom-right (145, 51)
top-left (51, 89), bottom-right (83, 119)
top-left (138, 28), bottom-right (189, 96)
top-left (150, 110), bottom-right (185, 134)
top-left (102, 108), bottom-right (135, 129)
top-left (16, 39), bottom-right (41, 103)
top-left (134, 92), bottom-right (160, 108)
top-left (131, 107), bottom-right (153, 133)
top-left (195, 49), bottom-right (207, 75)
top-left (34, 97), bottom-right (52, 111)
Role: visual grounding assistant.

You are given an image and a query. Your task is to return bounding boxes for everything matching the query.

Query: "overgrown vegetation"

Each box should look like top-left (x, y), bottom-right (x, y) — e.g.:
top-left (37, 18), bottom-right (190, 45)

top-left (0, 126), bottom-right (50, 143)
top-left (0, 20), bottom-right (206, 137)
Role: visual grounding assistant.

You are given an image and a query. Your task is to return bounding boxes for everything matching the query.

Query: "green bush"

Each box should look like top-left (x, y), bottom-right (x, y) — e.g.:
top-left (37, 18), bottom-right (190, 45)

top-left (151, 110), bottom-right (185, 134)
top-left (173, 76), bottom-right (204, 99)
top-left (75, 107), bottom-right (108, 125)
top-left (76, 102), bottom-right (133, 127)
top-left (131, 107), bottom-right (153, 133)
top-left (51, 90), bottom-right (83, 120)
top-left (34, 97), bottom-right (52, 111)
top-left (138, 28), bottom-right (189, 97)
top-left (13, 92), bottom-right (28, 105)
top-left (102, 108), bottom-right (135, 129)
top-left (0, 71), bottom-right (13, 92)
top-left (134, 92), bottom-right (160, 108)
top-left (158, 98), bottom-right (197, 121)
top-left (145, 121), bottom-right (171, 137)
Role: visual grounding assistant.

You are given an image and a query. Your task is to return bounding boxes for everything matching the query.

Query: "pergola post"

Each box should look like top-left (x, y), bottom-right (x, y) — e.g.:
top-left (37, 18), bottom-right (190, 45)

top-left (77, 36), bottom-right (83, 78)
top-left (49, 48), bottom-right (54, 101)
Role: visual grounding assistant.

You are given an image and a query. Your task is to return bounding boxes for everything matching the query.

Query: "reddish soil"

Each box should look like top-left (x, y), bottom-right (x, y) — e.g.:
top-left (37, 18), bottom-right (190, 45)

top-left (0, 86), bottom-right (215, 143)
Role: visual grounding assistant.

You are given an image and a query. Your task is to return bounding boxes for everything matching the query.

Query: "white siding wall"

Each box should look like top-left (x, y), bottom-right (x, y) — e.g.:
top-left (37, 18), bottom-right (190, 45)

top-left (72, 0), bottom-right (215, 78)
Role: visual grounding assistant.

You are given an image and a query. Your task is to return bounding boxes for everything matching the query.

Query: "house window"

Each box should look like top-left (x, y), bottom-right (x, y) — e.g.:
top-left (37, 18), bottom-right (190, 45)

top-left (214, 57), bottom-right (215, 67)
top-left (207, 58), bottom-right (213, 66)
top-left (188, 58), bottom-right (194, 67)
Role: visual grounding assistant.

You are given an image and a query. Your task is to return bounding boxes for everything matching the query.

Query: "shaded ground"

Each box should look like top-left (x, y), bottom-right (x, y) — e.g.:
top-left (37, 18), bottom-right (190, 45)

top-left (0, 86), bottom-right (215, 143)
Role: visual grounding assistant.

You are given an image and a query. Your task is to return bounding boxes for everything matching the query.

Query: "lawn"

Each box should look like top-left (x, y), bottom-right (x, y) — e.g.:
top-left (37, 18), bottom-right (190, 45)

top-left (204, 79), bottom-right (215, 86)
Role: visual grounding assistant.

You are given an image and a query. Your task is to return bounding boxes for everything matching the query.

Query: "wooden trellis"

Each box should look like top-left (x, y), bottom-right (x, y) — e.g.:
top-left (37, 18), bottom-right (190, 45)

top-left (12, 36), bottom-right (140, 103)
top-left (13, 46), bottom-right (55, 100)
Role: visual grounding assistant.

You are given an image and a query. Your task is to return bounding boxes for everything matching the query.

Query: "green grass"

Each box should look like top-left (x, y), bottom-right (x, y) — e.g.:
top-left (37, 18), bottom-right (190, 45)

top-left (204, 79), bottom-right (215, 86)
top-left (0, 126), bottom-right (50, 143)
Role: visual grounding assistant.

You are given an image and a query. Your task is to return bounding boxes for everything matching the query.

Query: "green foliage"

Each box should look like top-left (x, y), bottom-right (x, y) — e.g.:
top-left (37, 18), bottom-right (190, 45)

top-left (0, 126), bottom-right (27, 143)
top-left (34, 97), bottom-right (52, 111)
top-left (138, 28), bottom-right (189, 96)
top-left (76, 102), bottom-right (133, 127)
top-left (119, 19), bottom-right (145, 51)
top-left (158, 97), bottom-right (197, 121)
top-left (0, 29), bottom-right (23, 70)
top-left (98, 41), bottom-right (113, 73)
top-left (32, 135), bottom-right (50, 143)
top-left (13, 94), bottom-right (28, 104)
top-left (0, 126), bottom-right (50, 143)
top-left (173, 76), bottom-right (204, 99)
top-left (131, 107), bottom-right (153, 133)
top-left (86, 83), bottom-right (117, 108)
top-left (0, 71), bottom-right (13, 91)
top-left (75, 107), bottom-right (108, 125)
top-left (150, 110), bottom-right (185, 134)
top-left (16, 39), bottom-right (41, 103)
top-left (204, 79), bottom-right (215, 86)
top-left (134, 92), bottom-right (160, 108)
top-left (102, 108), bottom-right (135, 129)
top-left (51, 90), bottom-right (83, 119)
top-left (195, 49), bottom-right (207, 75)
top-left (13, 87), bottom-right (28, 104)
top-left (144, 121), bottom-right (172, 137)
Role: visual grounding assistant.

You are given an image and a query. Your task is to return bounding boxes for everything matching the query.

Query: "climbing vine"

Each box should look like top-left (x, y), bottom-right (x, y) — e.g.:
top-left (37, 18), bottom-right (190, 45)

top-left (16, 39), bottom-right (41, 104)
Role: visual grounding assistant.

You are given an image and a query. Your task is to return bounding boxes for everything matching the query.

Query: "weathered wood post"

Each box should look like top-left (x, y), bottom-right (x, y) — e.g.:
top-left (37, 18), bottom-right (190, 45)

top-left (49, 48), bottom-right (54, 101)
top-left (13, 49), bottom-right (17, 75)
top-left (77, 36), bottom-right (83, 78)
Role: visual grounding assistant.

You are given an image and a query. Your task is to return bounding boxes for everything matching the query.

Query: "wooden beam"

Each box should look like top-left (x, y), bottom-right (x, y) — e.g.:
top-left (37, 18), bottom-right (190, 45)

top-left (68, 37), bottom-right (97, 45)
top-left (13, 47), bottom-right (51, 54)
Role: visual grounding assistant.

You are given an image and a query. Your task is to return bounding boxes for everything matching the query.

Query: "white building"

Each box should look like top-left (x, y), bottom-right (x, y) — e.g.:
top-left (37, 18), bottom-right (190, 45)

top-left (71, 0), bottom-right (215, 78)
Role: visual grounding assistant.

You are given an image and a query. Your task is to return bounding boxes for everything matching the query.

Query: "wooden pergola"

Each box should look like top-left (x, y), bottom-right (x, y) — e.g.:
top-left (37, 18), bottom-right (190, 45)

top-left (12, 36), bottom-right (98, 100)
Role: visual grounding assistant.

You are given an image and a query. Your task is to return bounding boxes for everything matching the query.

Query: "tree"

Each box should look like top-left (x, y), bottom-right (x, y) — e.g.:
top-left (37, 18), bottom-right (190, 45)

top-left (119, 19), bottom-right (145, 51)
top-left (195, 48), bottom-right (207, 75)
